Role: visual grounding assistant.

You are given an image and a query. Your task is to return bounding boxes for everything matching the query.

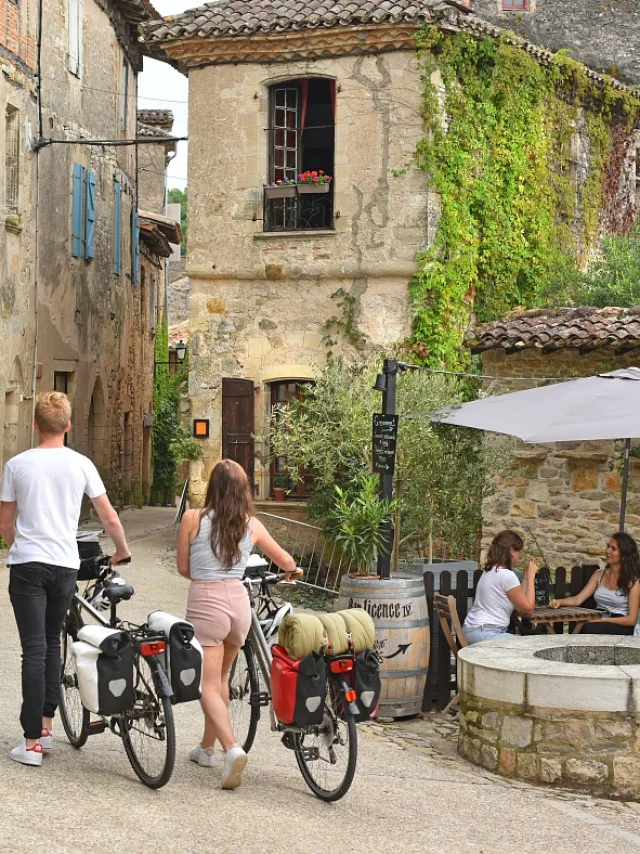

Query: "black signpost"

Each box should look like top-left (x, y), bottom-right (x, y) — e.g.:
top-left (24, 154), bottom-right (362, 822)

top-left (373, 358), bottom-right (401, 580)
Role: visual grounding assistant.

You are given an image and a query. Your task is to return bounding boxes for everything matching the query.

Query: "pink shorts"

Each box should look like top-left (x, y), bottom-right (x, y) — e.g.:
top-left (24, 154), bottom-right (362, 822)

top-left (186, 579), bottom-right (251, 647)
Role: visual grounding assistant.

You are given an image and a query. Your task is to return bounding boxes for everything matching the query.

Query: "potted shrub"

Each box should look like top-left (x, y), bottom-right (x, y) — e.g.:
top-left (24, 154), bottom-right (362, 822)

top-left (272, 474), bottom-right (290, 502)
top-left (264, 179), bottom-right (296, 199)
top-left (296, 170), bottom-right (332, 194)
top-left (329, 473), bottom-right (395, 577)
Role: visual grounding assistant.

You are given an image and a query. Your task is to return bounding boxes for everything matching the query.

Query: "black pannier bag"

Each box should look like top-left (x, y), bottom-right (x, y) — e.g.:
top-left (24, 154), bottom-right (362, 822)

top-left (76, 532), bottom-right (103, 581)
top-left (147, 612), bottom-right (203, 704)
top-left (73, 626), bottom-right (134, 715)
top-left (353, 649), bottom-right (381, 722)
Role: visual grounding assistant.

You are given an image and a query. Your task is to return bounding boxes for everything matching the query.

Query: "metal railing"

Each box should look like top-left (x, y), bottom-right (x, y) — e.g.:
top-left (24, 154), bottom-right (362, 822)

top-left (263, 191), bottom-right (333, 232)
top-left (256, 512), bottom-right (351, 594)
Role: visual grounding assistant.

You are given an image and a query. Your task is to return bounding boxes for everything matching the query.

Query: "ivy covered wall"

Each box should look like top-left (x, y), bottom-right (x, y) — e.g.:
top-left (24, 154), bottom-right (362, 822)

top-left (409, 28), bottom-right (640, 367)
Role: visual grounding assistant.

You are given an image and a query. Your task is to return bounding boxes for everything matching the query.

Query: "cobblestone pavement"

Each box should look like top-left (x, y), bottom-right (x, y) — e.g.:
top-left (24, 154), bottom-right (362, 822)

top-left (2, 508), bottom-right (640, 853)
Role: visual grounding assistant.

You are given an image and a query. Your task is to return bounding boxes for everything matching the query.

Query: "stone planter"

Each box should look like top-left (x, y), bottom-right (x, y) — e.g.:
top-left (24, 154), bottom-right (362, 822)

top-left (264, 185), bottom-right (296, 199)
top-left (297, 183), bottom-right (330, 194)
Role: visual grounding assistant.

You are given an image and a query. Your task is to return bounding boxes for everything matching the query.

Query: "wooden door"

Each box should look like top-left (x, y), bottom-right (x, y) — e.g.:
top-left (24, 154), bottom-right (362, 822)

top-left (222, 378), bottom-right (255, 489)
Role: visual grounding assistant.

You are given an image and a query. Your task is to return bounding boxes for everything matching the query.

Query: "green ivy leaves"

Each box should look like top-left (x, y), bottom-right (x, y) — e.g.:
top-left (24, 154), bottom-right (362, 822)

top-left (410, 28), bottom-right (640, 368)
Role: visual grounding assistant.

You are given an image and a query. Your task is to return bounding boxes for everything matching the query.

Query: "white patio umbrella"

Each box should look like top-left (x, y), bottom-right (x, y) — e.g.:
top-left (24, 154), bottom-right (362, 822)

top-left (431, 368), bottom-right (640, 531)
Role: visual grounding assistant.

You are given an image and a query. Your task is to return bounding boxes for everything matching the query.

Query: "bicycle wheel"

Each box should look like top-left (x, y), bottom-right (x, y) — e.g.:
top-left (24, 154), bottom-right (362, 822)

top-left (59, 608), bottom-right (90, 748)
top-left (121, 654), bottom-right (175, 789)
top-left (228, 640), bottom-right (260, 754)
top-left (294, 681), bottom-right (357, 802)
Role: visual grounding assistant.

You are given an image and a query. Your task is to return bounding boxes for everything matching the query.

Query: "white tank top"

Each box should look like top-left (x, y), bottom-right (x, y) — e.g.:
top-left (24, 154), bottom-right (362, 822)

top-left (594, 569), bottom-right (628, 616)
top-left (189, 512), bottom-right (252, 581)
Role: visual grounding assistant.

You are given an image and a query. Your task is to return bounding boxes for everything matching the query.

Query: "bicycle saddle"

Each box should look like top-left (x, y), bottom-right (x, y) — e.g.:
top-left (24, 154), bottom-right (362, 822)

top-left (101, 582), bottom-right (135, 604)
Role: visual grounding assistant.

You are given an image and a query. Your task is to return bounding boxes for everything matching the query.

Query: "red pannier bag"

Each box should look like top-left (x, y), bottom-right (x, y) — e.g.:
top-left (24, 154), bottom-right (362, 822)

top-left (270, 645), bottom-right (327, 726)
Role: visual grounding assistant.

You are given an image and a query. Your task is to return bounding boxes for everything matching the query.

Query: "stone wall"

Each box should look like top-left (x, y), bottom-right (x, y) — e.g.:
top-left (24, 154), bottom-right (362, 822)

top-left (187, 52), bottom-right (430, 502)
top-left (480, 347), bottom-right (640, 567)
top-left (458, 636), bottom-right (640, 800)
top-left (0, 5), bottom-right (38, 466)
top-left (471, 0), bottom-right (640, 84)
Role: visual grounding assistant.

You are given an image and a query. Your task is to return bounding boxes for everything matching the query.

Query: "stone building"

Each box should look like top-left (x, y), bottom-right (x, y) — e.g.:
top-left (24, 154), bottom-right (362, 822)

top-left (0, 0), bottom-right (39, 462)
top-left (141, 0), bottom-right (640, 507)
top-left (471, 1), bottom-right (640, 85)
top-left (138, 109), bottom-right (177, 214)
top-left (467, 307), bottom-right (640, 567)
top-left (0, 0), bottom-right (180, 505)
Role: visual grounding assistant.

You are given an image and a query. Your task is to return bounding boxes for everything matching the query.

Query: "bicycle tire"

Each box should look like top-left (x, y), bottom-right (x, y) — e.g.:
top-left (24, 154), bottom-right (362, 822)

top-left (121, 654), bottom-right (176, 789)
top-left (294, 682), bottom-right (358, 802)
top-left (228, 640), bottom-right (260, 754)
top-left (59, 608), bottom-right (90, 749)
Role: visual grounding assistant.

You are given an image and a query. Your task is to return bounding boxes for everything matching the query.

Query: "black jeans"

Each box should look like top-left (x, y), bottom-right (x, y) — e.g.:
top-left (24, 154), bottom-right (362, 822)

top-left (9, 562), bottom-right (77, 739)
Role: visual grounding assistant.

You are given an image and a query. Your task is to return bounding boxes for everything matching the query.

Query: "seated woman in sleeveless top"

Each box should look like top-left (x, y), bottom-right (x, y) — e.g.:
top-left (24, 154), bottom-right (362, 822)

top-left (550, 532), bottom-right (640, 635)
top-left (177, 459), bottom-right (298, 789)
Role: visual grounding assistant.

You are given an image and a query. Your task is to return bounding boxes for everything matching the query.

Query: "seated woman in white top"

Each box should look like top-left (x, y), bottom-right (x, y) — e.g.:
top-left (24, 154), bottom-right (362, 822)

top-left (550, 532), bottom-right (640, 635)
top-left (463, 530), bottom-right (538, 645)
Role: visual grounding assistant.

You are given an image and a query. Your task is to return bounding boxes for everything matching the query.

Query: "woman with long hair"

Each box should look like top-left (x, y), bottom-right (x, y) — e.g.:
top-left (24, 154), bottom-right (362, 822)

top-left (177, 459), bottom-right (298, 789)
top-left (550, 532), bottom-right (640, 634)
top-left (463, 530), bottom-right (539, 645)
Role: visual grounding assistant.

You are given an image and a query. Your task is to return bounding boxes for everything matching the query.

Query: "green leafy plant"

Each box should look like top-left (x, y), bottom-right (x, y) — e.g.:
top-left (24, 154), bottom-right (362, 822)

top-left (273, 474), bottom-right (290, 489)
top-left (167, 187), bottom-right (187, 257)
top-left (268, 358), bottom-right (509, 561)
top-left (330, 474), bottom-right (396, 575)
top-left (152, 322), bottom-right (201, 505)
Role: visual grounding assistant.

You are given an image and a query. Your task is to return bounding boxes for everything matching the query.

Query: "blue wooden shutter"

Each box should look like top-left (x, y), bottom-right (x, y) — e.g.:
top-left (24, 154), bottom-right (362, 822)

top-left (131, 208), bottom-right (140, 285)
top-left (84, 168), bottom-right (96, 260)
top-left (71, 163), bottom-right (84, 257)
top-left (113, 181), bottom-right (122, 275)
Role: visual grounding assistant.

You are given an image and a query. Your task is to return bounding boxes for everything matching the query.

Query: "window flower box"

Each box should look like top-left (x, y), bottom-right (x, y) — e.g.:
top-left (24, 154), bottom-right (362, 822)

top-left (264, 181), bottom-right (296, 199)
top-left (297, 170), bottom-right (332, 194)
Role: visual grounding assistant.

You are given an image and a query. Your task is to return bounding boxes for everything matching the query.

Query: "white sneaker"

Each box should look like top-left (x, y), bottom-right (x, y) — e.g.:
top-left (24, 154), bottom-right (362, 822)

top-left (221, 746), bottom-right (247, 790)
top-left (40, 729), bottom-right (53, 752)
top-left (190, 744), bottom-right (216, 767)
top-left (10, 742), bottom-right (43, 767)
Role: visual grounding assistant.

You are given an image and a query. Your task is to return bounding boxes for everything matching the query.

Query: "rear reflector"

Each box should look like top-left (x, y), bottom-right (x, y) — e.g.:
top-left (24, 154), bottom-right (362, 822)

top-left (140, 641), bottom-right (166, 657)
top-left (329, 659), bottom-right (354, 674)
top-left (345, 689), bottom-right (357, 703)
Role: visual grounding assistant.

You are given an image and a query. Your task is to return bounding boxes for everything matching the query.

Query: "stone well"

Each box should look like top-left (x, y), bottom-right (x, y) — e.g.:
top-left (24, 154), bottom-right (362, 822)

top-left (458, 635), bottom-right (640, 799)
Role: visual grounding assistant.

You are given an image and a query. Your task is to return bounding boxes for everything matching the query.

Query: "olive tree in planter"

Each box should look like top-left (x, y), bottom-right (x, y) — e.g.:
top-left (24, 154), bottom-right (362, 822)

top-left (330, 474), bottom-right (396, 577)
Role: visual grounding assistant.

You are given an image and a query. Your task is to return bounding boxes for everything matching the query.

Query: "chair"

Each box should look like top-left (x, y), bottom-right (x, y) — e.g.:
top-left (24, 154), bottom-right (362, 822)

top-left (433, 593), bottom-right (468, 714)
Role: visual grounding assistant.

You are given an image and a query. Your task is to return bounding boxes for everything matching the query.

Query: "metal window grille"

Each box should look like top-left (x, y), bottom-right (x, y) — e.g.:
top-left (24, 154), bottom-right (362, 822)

top-left (5, 106), bottom-right (19, 213)
top-left (502, 0), bottom-right (527, 9)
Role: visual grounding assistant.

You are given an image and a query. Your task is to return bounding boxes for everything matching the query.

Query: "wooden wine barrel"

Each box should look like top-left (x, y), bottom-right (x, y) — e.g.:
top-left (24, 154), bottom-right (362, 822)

top-left (336, 574), bottom-right (430, 718)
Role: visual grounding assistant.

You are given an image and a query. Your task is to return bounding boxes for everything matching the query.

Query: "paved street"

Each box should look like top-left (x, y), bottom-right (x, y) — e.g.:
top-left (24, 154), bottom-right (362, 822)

top-left (2, 508), bottom-right (640, 853)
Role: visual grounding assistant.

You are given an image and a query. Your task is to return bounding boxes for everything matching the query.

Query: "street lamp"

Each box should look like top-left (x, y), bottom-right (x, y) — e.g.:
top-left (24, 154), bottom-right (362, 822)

top-left (176, 339), bottom-right (187, 362)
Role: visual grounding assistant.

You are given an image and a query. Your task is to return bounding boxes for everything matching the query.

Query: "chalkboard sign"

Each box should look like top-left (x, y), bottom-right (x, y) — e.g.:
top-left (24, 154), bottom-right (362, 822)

top-left (372, 414), bottom-right (398, 474)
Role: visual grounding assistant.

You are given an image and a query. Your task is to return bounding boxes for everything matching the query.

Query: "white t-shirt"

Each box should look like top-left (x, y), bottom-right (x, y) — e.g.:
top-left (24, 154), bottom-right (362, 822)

top-left (463, 566), bottom-right (521, 631)
top-left (1, 446), bottom-right (106, 569)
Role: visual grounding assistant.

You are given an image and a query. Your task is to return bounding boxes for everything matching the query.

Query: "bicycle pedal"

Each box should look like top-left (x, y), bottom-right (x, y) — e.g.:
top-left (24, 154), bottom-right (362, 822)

top-left (87, 719), bottom-right (107, 736)
top-left (281, 731), bottom-right (297, 751)
top-left (251, 691), bottom-right (270, 708)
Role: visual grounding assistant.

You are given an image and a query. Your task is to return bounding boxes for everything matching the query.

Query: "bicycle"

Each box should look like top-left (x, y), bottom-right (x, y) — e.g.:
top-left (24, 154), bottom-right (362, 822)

top-left (59, 551), bottom-right (176, 789)
top-left (227, 564), bottom-right (358, 802)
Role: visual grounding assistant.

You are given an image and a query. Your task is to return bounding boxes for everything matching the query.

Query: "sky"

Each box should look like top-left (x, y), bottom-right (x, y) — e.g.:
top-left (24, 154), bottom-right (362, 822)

top-left (138, 0), bottom-right (195, 190)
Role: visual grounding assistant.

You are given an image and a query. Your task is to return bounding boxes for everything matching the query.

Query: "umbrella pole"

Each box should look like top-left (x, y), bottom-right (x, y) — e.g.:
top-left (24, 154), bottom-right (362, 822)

top-left (619, 438), bottom-right (631, 533)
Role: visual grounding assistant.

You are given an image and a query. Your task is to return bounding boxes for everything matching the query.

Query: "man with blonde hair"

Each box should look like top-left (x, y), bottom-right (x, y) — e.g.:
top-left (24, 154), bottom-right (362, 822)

top-left (0, 391), bottom-right (131, 766)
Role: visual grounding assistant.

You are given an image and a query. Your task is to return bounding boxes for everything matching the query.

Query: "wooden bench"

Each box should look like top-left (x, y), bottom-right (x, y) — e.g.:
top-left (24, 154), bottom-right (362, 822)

top-left (433, 593), bottom-right (468, 714)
